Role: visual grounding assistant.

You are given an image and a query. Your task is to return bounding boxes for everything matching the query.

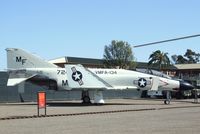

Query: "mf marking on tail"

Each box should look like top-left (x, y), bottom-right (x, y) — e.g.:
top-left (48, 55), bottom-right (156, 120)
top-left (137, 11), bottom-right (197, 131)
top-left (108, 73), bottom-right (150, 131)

top-left (16, 56), bottom-right (27, 65)
top-left (6, 48), bottom-right (57, 69)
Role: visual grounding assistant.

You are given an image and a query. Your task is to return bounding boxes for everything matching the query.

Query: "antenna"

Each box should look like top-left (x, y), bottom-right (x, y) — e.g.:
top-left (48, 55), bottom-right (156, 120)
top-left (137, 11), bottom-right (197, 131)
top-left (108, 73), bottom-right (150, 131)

top-left (133, 34), bottom-right (200, 48)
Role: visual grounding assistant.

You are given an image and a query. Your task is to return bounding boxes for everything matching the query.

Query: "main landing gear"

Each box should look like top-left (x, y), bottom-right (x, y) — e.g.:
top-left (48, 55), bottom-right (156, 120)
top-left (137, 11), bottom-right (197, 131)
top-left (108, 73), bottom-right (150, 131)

top-left (81, 90), bottom-right (105, 104)
top-left (164, 91), bottom-right (171, 105)
top-left (81, 90), bottom-right (91, 104)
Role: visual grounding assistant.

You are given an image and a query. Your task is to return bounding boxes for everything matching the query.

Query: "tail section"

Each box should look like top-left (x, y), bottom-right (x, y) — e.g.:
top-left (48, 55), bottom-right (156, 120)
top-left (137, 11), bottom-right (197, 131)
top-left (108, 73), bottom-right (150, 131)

top-left (6, 48), bottom-right (57, 69)
top-left (65, 64), bottom-right (109, 89)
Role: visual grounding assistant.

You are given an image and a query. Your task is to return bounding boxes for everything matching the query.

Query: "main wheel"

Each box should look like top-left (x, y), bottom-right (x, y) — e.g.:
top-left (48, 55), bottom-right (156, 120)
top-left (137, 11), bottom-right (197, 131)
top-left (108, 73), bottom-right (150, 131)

top-left (164, 100), bottom-right (170, 105)
top-left (82, 96), bottom-right (91, 104)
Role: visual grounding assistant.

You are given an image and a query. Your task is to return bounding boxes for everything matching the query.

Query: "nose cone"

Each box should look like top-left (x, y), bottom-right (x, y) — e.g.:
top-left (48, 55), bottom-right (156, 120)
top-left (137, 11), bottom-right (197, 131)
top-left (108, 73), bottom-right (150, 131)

top-left (180, 81), bottom-right (194, 91)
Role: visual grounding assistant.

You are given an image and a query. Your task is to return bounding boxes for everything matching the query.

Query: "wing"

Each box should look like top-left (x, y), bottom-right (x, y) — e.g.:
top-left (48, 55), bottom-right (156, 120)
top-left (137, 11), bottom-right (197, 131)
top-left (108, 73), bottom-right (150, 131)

top-left (65, 64), bottom-right (113, 90)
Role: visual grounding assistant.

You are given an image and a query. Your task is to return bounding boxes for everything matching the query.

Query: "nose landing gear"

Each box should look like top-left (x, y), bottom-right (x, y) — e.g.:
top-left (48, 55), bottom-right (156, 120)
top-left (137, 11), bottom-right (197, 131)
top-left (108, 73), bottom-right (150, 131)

top-left (164, 91), bottom-right (171, 105)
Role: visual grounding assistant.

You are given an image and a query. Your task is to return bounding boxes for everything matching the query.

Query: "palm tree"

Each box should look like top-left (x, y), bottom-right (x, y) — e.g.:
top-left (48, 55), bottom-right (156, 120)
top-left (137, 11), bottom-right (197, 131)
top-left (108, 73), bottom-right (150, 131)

top-left (148, 50), bottom-right (170, 70)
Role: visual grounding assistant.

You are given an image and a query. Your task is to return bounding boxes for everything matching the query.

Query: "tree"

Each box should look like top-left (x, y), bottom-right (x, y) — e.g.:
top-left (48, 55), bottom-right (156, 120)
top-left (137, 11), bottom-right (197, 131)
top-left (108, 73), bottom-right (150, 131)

top-left (103, 40), bottom-right (135, 69)
top-left (171, 55), bottom-right (188, 64)
top-left (171, 49), bottom-right (200, 64)
top-left (184, 49), bottom-right (200, 63)
top-left (148, 50), bottom-right (170, 70)
top-left (176, 55), bottom-right (189, 64)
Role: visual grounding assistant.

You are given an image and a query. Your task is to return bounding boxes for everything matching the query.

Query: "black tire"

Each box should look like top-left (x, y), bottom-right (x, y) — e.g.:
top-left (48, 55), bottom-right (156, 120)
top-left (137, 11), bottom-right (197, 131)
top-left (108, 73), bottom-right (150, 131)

top-left (82, 96), bottom-right (91, 104)
top-left (164, 100), bottom-right (170, 105)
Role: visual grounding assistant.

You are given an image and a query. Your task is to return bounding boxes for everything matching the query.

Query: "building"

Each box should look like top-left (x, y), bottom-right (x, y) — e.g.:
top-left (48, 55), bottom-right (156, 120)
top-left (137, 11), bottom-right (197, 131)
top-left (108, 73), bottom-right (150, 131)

top-left (173, 64), bottom-right (200, 87)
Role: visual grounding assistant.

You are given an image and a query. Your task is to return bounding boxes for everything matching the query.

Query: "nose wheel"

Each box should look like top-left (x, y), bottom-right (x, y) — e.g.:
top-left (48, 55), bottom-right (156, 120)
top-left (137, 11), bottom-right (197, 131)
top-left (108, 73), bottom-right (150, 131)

top-left (164, 99), bottom-right (170, 105)
top-left (164, 91), bottom-right (171, 105)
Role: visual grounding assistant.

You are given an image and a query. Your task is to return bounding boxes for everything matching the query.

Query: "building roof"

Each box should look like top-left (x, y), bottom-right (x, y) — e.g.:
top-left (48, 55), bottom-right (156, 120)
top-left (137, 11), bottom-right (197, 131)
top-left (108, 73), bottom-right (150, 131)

top-left (49, 56), bottom-right (104, 67)
top-left (49, 57), bottom-right (161, 69)
top-left (174, 63), bottom-right (200, 70)
top-left (49, 56), bottom-right (200, 70)
top-left (66, 57), bottom-right (103, 65)
top-left (49, 57), bottom-right (66, 64)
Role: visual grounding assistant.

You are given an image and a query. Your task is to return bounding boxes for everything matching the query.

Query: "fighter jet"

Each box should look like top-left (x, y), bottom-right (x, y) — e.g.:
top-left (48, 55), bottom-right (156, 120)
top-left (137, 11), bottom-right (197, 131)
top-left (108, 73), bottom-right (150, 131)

top-left (6, 48), bottom-right (194, 104)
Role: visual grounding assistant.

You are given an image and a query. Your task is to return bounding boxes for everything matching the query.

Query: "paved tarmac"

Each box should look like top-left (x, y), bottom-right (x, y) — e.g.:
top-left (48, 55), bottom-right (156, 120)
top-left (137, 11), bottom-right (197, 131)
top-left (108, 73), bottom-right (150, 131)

top-left (0, 99), bottom-right (200, 134)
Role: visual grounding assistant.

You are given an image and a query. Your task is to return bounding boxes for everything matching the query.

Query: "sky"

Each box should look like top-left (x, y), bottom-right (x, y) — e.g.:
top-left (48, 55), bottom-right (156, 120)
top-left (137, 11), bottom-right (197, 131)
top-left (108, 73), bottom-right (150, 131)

top-left (0, 0), bottom-right (200, 69)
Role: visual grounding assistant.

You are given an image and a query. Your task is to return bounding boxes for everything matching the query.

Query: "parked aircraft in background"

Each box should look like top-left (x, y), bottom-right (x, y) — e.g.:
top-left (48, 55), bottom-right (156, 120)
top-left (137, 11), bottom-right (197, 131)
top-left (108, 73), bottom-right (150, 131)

top-left (6, 48), bottom-right (194, 104)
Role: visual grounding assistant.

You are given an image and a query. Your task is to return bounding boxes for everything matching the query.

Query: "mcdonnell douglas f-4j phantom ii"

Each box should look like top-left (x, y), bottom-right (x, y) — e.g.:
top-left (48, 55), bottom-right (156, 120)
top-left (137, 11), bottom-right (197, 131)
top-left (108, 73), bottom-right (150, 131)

top-left (6, 48), bottom-right (194, 104)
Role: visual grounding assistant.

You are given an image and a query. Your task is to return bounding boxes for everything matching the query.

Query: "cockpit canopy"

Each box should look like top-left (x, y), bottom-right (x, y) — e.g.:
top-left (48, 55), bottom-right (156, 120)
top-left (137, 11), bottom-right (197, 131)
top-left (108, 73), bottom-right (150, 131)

top-left (136, 68), bottom-right (171, 79)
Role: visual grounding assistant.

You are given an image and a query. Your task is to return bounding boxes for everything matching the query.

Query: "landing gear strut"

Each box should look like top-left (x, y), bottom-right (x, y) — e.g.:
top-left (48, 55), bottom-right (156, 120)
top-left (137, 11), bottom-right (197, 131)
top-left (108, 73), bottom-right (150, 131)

top-left (164, 91), bottom-right (171, 105)
top-left (81, 90), bottom-right (91, 104)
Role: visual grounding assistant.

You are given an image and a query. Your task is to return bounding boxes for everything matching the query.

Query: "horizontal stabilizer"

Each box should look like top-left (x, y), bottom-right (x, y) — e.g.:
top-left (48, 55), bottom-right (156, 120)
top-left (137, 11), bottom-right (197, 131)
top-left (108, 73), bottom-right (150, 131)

top-left (7, 78), bottom-right (29, 86)
top-left (7, 70), bottom-right (36, 86)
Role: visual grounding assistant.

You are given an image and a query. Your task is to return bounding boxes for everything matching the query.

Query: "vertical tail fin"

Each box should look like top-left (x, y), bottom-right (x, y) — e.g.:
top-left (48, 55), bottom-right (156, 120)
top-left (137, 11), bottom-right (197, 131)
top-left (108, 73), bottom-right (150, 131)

top-left (6, 48), bottom-right (57, 69)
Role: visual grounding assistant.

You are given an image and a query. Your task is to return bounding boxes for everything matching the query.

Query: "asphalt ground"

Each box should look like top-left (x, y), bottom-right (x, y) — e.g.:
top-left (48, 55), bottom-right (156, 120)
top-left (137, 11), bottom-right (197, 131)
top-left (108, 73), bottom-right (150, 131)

top-left (0, 99), bottom-right (200, 134)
